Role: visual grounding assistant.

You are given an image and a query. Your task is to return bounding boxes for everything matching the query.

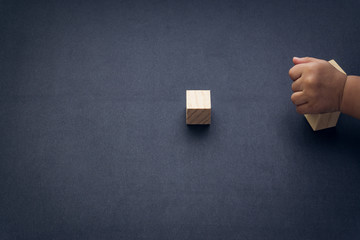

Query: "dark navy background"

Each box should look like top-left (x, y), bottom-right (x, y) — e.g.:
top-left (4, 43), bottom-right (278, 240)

top-left (1, 0), bottom-right (360, 239)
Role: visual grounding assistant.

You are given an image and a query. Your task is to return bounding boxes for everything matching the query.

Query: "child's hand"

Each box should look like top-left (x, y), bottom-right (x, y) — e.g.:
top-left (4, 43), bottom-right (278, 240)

top-left (289, 57), bottom-right (347, 114)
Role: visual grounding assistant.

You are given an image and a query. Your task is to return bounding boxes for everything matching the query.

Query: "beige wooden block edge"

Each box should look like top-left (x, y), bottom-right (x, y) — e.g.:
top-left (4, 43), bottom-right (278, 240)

top-left (304, 60), bottom-right (346, 131)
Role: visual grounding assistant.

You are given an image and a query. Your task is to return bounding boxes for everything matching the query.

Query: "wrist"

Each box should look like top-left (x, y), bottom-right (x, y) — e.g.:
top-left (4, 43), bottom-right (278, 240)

top-left (340, 75), bottom-right (348, 113)
top-left (340, 75), bottom-right (360, 116)
top-left (340, 75), bottom-right (360, 119)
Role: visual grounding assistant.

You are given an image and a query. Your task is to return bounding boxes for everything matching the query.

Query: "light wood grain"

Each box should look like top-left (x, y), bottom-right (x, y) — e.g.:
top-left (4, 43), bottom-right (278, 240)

top-left (186, 90), bottom-right (211, 125)
top-left (304, 60), bottom-right (346, 131)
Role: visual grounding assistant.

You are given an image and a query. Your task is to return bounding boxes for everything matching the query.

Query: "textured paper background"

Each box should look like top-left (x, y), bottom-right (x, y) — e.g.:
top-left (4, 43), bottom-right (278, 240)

top-left (1, 0), bottom-right (360, 239)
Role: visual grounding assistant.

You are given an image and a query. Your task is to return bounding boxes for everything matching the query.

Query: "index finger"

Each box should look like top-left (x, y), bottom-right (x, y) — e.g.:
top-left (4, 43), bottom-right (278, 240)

top-left (289, 64), bottom-right (304, 81)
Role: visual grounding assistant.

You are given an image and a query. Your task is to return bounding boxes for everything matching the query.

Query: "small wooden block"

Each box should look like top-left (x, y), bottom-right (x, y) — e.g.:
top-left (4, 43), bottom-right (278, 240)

top-left (304, 60), bottom-right (346, 131)
top-left (186, 90), bottom-right (211, 125)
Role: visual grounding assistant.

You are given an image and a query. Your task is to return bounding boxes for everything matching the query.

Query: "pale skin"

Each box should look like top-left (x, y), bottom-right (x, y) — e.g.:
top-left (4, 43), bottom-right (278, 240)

top-left (289, 57), bottom-right (360, 119)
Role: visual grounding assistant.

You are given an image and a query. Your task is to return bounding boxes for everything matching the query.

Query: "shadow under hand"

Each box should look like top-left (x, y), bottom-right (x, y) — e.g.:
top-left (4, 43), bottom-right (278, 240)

top-left (286, 113), bottom-right (360, 160)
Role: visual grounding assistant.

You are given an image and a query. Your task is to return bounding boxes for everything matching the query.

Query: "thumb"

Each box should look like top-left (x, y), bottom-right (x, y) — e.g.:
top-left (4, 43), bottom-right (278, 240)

top-left (293, 56), bottom-right (319, 65)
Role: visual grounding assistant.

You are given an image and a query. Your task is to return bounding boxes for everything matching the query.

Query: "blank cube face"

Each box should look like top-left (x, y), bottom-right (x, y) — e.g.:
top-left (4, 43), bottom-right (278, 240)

top-left (186, 90), bottom-right (211, 125)
top-left (305, 112), bottom-right (340, 131)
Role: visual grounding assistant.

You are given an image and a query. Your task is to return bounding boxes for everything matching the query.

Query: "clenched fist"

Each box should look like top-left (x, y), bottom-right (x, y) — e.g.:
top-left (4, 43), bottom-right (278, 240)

top-left (289, 57), bottom-right (347, 114)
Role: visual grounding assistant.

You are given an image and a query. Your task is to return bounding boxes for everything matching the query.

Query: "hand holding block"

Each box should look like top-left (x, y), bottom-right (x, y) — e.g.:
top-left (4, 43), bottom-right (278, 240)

top-left (304, 60), bottom-right (346, 131)
top-left (186, 90), bottom-right (211, 125)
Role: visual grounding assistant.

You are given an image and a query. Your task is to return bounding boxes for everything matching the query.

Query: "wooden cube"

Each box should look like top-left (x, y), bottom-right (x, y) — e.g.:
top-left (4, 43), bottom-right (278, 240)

top-left (186, 90), bottom-right (211, 125)
top-left (304, 60), bottom-right (346, 131)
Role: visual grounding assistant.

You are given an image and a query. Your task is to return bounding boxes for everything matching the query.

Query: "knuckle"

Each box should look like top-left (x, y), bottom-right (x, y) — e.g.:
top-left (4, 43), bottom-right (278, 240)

top-left (310, 62), bottom-right (322, 74)
top-left (291, 82), bottom-right (296, 91)
top-left (306, 62), bottom-right (318, 73)
top-left (288, 69), bottom-right (293, 77)
top-left (303, 65), bottom-right (314, 74)
top-left (304, 76), bottom-right (318, 87)
top-left (303, 76), bottom-right (312, 86)
top-left (289, 68), bottom-right (296, 78)
top-left (313, 61), bottom-right (323, 70)
top-left (306, 65), bottom-right (315, 74)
